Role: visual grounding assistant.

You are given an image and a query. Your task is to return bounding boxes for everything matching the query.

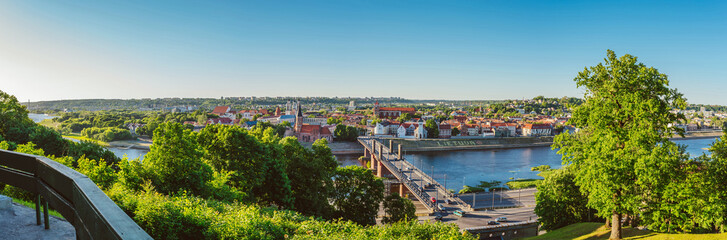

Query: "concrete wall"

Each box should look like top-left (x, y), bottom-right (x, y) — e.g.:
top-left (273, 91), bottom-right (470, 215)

top-left (390, 137), bottom-right (554, 152)
top-left (466, 221), bottom-right (539, 240)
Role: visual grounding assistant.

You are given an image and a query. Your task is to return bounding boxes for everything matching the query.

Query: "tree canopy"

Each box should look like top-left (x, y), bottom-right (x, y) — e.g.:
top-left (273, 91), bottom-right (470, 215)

top-left (553, 50), bottom-right (687, 239)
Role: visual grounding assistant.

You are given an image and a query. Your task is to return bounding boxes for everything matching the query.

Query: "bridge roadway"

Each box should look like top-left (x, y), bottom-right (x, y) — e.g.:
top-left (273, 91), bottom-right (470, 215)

top-left (358, 137), bottom-right (472, 213)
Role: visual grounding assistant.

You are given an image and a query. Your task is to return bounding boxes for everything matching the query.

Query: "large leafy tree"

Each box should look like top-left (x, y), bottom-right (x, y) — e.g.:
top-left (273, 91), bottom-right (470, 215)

top-left (143, 122), bottom-right (213, 195)
top-left (553, 50), bottom-right (686, 239)
top-left (279, 137), bottom-right (337, 217)
top-left (197, 124), bottom-right (267, 192)
top-left (382, 193), bottom-right (416, 224)
top-left (0, 90), bottom-right (34, 141)
top-left (424, 119), bottom-right (439, 138)
top-left (331, 165), bottom-right (385, 226)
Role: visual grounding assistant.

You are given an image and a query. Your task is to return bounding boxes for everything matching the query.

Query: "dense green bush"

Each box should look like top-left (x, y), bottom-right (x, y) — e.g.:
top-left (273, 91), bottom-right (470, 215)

top-left (81, 127), bottom-right (134, 142)
top-left (107, 185), bottom-right (473, 240)
top-left (458, 185), bottom-right (485, 194)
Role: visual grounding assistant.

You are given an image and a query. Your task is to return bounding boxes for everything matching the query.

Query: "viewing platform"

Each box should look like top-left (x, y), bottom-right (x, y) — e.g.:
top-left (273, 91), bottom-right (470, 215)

top-left (0, 149), bottom-right (151, 239)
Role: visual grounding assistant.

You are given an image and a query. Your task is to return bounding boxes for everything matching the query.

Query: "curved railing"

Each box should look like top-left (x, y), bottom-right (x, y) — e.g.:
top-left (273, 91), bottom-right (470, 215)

top-left (0, 150), bottom-right (152, 239)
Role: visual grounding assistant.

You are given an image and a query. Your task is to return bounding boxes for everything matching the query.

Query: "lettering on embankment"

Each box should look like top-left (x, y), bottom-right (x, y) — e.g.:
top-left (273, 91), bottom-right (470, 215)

top-left (435, 140), bottom-right (480, 147)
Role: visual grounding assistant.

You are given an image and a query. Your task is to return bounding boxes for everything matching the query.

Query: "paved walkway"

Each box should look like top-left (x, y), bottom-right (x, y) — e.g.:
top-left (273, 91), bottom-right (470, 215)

top-left (0, 201), bottom-right (75, 240)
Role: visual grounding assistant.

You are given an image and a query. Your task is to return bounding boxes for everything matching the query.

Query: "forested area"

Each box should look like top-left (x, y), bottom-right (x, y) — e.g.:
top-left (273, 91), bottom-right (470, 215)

top-left (1, 90), bottom-right (471, 239)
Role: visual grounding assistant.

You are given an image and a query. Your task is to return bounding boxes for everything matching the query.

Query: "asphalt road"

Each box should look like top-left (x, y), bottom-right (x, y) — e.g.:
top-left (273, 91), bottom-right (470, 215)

top-left (458, 188), bottom-right (537, 210)
top-left (419, 188), bottom-right (538, 229)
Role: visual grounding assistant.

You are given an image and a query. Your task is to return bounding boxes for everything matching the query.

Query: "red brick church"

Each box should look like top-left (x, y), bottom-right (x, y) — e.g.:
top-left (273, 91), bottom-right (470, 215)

top-left (294, 102), bottom-right (333, 142)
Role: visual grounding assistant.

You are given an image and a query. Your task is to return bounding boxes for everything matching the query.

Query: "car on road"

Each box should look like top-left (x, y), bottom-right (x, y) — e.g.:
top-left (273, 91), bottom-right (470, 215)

top-left (437, 204), bottom-right (445, 211)
top-left (487, 221), bottom-right (499, 225)
top-left (453, 210), bottom-right (465, 217)
top-left (496, 217), bottom-right (507, 222)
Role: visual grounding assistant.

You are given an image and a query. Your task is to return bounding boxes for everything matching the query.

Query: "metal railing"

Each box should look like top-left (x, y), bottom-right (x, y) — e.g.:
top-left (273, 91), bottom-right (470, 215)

top-left (0, 150), bottom-right (152, 239)
top-left (360, 137), bottom-right (475, 211)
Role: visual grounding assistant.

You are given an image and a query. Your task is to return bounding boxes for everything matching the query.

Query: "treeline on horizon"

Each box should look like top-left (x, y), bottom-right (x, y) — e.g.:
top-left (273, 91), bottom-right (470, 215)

top-left (23, 96), bottom-right (579, 113)
top-left (0, 89), bottom-right (473, 239)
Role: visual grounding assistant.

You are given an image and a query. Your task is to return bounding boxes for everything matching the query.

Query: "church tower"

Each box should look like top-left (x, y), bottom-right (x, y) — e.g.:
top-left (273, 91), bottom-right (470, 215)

top-left (294, 101), bottom-right (303, 132)
top-left (373, 101), bottom-right (380, 118)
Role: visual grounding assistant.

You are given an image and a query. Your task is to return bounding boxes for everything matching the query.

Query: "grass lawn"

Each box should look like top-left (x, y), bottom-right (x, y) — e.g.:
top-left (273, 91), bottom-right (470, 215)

top-left (506, 179), bottom-right (541, 189)
top-left (38, 119), bottom-right (61, 129)
top-left (62, 133), bottom-right (109, 147)
top-left (524, 222), bottom-right (727, 240)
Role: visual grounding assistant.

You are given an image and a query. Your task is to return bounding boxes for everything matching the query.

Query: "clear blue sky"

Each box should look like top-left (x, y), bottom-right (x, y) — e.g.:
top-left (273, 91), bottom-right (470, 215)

top-left (1, 1), bottom-right (726, 104)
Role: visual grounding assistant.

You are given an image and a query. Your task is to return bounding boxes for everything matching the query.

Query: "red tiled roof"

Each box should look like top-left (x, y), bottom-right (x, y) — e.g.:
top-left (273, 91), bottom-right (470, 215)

top-left (379, 107), bottom-right (416, 112)
top-left (523, 123), bottom-right (552, 129)
top-left (212, 106), bottom-right (231, 114)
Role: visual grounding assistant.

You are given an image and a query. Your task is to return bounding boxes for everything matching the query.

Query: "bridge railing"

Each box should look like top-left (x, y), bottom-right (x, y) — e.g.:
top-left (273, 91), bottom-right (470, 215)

top-left (359, 139), bottom-right (435, 211)
top-left (362, 137), bottom-right (474, 211)
top-left (0, 149), bottom-right (152, 240)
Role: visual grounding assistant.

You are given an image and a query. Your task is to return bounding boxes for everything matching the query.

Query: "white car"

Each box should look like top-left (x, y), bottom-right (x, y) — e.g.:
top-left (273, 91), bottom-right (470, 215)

top-left (495, 217), bottom-right (507, 222)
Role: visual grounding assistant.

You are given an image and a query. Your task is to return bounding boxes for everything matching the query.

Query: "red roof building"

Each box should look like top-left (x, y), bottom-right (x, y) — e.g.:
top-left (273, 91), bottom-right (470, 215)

top-left (211, 106), bottom-right (232, 116)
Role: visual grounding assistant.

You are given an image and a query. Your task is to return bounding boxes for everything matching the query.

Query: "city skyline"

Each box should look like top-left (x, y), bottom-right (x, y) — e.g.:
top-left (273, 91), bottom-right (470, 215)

top-left (1, 1), bottom-right (726, 104)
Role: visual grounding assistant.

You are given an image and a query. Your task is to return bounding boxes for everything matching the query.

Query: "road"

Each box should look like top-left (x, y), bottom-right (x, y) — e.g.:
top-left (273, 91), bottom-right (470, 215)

top-left (418, 188), bottom-right (538, 229)
top-left (458, 188), bottom-right (537, 210)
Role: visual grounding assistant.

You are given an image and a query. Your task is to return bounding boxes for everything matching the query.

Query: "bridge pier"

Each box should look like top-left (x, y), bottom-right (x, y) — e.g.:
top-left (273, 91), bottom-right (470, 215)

top-left (398, 144), bottom-right (402, 159)
top-left (376, 160), bottom-right (383, 177)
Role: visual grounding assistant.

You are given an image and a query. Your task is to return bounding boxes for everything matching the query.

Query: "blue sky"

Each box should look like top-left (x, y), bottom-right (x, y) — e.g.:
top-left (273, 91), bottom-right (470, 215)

top-left (1, 1), bottom-right (726, 104)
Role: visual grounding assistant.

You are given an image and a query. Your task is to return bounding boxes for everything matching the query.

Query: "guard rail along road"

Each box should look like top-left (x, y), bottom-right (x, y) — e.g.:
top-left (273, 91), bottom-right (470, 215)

top-left (0, 149), bottom-right (152, 240)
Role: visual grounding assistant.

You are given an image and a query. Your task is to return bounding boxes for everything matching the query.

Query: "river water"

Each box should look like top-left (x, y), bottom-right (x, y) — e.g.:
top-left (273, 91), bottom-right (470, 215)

top-left (404, 137), bottom-right (718, 191)
top-left (28, 113), bottom-right (56, 123)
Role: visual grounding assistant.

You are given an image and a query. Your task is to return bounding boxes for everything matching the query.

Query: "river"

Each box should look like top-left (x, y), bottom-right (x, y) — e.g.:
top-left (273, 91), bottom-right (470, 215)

top-left (28, 113), bottom-right (56, 123)
top-left (402, 137), bottom-right (718, 191)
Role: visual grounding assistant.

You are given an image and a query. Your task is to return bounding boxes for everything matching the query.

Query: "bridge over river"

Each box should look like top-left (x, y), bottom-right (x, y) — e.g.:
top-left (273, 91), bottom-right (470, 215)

top-left (358, 137), bottom-right (473, 214)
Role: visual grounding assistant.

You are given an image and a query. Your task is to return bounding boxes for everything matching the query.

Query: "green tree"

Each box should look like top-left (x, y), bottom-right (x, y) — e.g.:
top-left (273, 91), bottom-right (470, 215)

top-left (476, 180), bottom-right (502, 191)
top-left (396, 113), bottom-right (412, 123)
top-left (143, 122), bottom-right (213, 196)
top-left (535, 167), bottom-right (599, 231)
top-left (451, 127), bottom-right (460, 136)
top-left (553, 50), bottom-right (686, 239)
top-left (531, 165), bottom-right (551, 172)
top-left (327, 117), bottom-right (343, 125)
top-left (0, 90), bottom-right (34, 144)
top-left (197, 114), bottom-right (208, 125)
top-left (382, 193), bottom-right (416, 224)
top-left (424, 119), bottom-right (439, 138)
top-left (334, 125), bottom-right (359, 141)
top-left (279, 137), bottom-right (337, 217)
top-left (332, 165), bottom-right (385, 226)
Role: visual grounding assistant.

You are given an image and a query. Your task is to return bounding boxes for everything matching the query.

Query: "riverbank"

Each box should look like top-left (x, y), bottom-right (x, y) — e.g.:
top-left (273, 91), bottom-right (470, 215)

top-left (301, 141), bottom-right (363, 155)
top-left (379, 131), bottom-right (725, 153)
top-left (107, 138), bottom-right (152, 150)
top-left (671, 130), bottom-right (724, 140)
top-left (389, 137), bottom-right (555, 153)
